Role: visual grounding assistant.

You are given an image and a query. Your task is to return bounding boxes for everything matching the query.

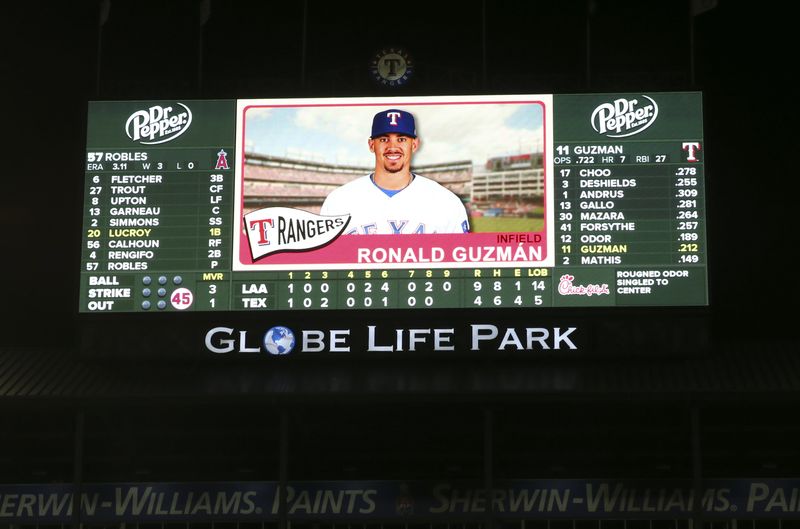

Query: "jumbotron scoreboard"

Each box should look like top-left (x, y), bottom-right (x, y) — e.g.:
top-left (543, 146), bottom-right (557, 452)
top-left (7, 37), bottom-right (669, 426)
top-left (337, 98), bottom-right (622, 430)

top-left (79, 93), bottom-right (707, 313)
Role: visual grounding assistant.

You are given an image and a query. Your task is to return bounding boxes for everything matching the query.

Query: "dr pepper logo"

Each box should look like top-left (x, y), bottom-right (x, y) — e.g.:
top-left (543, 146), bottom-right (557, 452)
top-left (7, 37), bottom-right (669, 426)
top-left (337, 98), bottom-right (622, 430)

top-left (591, 96), bottom-right (658, 138)
top-left (125, 103), bottom-right (192, 145)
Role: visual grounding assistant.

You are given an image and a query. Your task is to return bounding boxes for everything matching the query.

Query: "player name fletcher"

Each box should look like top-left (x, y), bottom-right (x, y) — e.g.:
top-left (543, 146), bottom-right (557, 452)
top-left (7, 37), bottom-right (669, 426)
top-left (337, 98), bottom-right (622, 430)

top-left (357, 245), bottom-right (543, 263)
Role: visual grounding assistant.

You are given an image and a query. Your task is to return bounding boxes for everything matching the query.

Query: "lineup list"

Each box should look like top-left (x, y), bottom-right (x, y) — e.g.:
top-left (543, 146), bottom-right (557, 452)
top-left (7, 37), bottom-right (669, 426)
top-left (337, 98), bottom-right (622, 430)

top-left (551, 141), bottom-right (706, 303)
top-left (550, 92), bottom-right (707, 307)
top-left (81, 147), bottom-right (234, 311)
top-left (79, 94), bottom-right (708, 313)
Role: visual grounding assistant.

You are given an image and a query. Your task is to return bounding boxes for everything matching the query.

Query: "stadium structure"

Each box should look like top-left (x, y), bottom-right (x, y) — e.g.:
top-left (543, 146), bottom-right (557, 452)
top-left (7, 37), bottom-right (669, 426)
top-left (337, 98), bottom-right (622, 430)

top-left (243, 150), bottom-right (544, 221)
top-left (3, 3), bottom-right (798, 529)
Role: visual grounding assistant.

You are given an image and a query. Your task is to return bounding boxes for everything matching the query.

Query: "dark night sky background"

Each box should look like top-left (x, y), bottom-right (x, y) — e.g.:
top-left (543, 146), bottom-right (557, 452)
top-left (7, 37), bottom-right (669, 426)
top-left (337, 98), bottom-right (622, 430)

top-left (0, 1), bottom-right (793, 349)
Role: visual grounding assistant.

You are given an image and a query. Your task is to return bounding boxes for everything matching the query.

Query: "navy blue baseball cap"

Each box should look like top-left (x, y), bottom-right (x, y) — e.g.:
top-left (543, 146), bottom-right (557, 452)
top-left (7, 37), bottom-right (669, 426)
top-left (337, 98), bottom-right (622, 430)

top-left (370, 109), bottom-right (416, 138)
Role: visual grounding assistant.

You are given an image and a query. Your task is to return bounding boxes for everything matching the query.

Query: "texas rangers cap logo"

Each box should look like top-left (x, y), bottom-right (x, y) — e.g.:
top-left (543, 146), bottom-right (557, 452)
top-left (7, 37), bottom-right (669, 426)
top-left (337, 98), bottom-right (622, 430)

top-left (371, 109), bottom-right (417, 138)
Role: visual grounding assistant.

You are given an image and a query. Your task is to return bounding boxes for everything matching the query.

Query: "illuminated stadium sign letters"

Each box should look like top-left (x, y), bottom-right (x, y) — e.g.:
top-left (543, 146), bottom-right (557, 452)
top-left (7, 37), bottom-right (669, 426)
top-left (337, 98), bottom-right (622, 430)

top-left (203, 324), bottom-right (578, 355)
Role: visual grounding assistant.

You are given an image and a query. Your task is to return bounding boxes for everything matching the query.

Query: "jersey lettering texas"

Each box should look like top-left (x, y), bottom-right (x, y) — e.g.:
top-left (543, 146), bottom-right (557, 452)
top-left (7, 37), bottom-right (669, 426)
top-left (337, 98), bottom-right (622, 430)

top-left (347, 221), bottom-right (427, 235)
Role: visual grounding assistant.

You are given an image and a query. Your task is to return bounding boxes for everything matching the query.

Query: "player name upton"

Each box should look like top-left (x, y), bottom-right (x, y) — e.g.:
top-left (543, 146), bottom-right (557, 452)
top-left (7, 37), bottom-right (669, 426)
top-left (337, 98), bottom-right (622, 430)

top-left (357, 246), bottom-right (543, 263)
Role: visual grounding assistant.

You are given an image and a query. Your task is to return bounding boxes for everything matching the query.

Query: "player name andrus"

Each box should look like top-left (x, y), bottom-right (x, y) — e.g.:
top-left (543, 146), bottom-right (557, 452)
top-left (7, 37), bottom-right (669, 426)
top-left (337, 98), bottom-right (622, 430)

top-left (580, 190), bottom-right (624, 199)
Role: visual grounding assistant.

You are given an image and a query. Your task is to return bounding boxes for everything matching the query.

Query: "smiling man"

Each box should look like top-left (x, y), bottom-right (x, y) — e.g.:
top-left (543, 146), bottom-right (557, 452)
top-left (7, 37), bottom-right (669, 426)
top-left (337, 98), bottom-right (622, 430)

top-left (320, 109), bottom-right (470, 235)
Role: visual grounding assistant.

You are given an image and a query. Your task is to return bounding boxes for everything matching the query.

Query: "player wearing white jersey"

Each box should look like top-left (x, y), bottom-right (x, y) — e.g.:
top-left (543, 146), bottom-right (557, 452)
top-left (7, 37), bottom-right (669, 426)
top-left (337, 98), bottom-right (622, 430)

top-left (320, 109), bottom-right (470, 235)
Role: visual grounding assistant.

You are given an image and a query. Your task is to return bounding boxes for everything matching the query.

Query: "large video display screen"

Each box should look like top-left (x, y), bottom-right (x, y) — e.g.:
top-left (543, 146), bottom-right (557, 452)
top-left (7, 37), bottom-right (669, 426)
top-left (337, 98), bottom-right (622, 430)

top-left (80, 93), bottom-right (706, 313)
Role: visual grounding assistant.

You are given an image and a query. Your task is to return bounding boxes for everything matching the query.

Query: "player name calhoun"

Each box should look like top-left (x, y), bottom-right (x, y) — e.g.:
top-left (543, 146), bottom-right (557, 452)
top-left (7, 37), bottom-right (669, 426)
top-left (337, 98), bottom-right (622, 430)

top-left (244, 207), bottom-right (350, 260)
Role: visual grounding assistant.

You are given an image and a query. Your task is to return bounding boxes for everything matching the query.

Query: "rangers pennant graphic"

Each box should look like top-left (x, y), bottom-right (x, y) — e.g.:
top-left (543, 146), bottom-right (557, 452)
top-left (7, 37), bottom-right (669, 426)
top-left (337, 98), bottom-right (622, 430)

top-left (244, 207), bottom-right (350, 260)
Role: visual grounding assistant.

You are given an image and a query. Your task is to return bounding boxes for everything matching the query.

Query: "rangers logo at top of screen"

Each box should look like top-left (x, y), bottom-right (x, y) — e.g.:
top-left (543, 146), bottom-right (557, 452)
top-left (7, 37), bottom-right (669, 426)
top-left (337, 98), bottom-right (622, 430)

top-left (125, 103), bottom-right (193, 145)
top-left (590, 96), bottom-right (658, 138)
top-left (370, 48), bottom-right (414, 86)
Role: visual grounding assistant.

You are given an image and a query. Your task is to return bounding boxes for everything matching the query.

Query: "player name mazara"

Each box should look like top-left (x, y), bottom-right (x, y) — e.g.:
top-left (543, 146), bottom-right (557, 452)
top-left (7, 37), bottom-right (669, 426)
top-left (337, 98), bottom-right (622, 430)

top-left (357, 245), bottom-right (542, 263)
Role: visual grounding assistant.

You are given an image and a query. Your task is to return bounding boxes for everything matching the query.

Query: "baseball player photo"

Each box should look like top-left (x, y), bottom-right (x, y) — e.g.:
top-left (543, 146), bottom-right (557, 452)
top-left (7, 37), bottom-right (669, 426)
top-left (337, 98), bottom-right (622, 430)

top-left (235, 95), bottom-right (551, 269)
top-left (320, 109), bottom-right (470, 235)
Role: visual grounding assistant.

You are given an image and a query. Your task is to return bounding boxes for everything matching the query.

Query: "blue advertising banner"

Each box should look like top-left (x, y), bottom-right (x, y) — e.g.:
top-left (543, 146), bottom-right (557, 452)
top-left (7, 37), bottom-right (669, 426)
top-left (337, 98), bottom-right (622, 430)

top-left (1, 480), bottom-right (798, 522)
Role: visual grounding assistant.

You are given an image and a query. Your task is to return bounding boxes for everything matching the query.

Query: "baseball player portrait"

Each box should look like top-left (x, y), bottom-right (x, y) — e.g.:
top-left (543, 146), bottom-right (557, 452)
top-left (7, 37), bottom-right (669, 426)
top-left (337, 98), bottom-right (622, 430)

top-left (320, 109), bottom-right (470, 235)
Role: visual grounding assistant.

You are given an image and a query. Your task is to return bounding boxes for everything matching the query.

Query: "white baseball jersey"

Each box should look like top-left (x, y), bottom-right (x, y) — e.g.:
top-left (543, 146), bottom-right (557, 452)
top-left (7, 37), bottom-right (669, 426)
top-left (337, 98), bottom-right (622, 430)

top-left (320, 173), bottom-right (469, 234)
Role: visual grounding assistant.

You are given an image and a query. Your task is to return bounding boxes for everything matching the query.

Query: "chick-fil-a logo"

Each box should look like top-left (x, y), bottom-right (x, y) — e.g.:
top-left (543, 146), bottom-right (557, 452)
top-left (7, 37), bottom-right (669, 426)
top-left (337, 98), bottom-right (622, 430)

top-left (558, 274), bottom-right (610, 297)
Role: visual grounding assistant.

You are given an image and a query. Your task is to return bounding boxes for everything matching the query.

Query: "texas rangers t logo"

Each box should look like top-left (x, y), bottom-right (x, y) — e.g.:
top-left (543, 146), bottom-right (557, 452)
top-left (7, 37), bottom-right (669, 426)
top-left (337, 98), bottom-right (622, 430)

top-left (387, 111), bottom-right (401, 125)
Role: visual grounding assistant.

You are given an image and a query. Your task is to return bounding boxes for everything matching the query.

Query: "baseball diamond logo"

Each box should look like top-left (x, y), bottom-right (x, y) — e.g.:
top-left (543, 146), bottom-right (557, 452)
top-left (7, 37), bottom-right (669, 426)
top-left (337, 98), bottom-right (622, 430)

top-left (370, 48), bottom-right (414, 87)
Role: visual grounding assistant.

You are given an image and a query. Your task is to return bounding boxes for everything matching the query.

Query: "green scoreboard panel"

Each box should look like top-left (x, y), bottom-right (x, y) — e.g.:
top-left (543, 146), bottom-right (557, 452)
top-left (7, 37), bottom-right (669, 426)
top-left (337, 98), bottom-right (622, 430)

top-left (79, 93), bottom-right (706, 313)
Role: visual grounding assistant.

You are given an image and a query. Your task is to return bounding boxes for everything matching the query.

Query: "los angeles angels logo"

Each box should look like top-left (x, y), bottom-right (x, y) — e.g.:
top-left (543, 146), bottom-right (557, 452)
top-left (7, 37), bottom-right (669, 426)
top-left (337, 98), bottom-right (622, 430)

top-left (215, 149), bottom-right (230, 170)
